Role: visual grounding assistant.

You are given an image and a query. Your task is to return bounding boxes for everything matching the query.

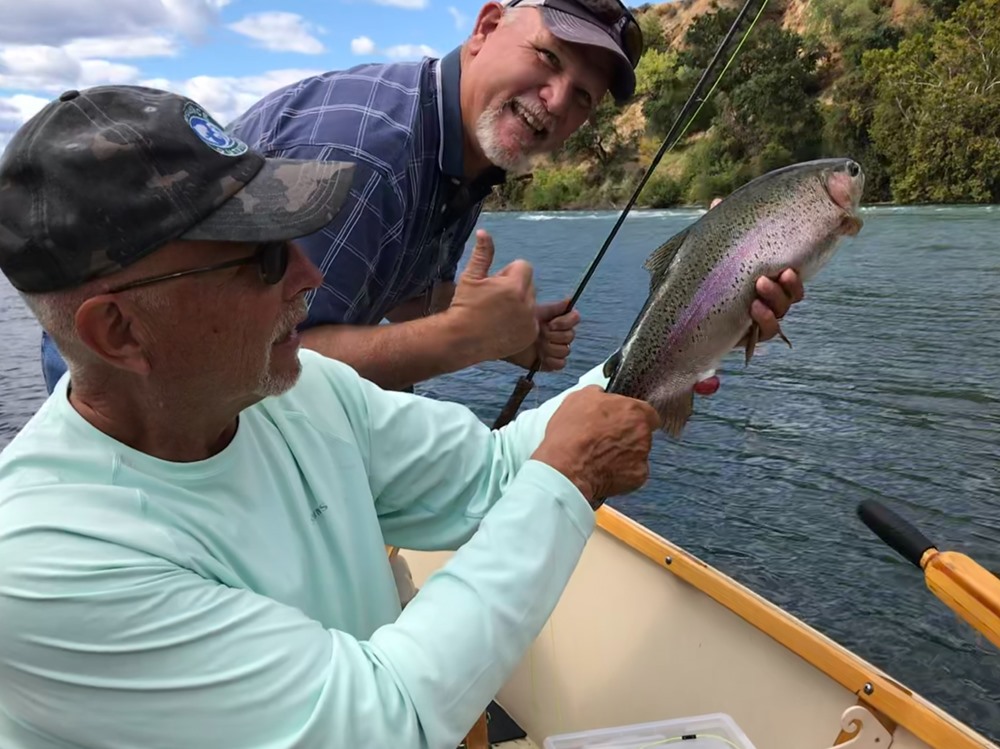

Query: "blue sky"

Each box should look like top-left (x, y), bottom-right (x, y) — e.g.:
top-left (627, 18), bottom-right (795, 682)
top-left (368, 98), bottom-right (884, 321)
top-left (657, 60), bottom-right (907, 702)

top-left (0, 0), bottom-right (487, 152)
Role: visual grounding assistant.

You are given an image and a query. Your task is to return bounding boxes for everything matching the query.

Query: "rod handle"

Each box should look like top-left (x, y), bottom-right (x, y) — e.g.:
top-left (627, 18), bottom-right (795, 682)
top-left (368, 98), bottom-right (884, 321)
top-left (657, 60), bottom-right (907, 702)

top-left (857, 499), bottom-right (937, 569)
top-left (492, 376), bottom-right (535, 430)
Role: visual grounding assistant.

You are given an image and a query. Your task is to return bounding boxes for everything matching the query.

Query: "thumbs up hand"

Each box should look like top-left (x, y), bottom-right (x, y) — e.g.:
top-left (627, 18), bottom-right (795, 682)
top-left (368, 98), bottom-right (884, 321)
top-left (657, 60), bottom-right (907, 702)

top-left (447, 230), bottom-right (539, 364)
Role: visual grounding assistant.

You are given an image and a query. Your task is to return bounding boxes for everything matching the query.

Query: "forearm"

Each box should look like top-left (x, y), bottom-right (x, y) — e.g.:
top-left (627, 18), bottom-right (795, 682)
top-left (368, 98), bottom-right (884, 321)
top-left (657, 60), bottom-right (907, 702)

top-left (385, 282), bottom-right (457, 324)
top-left (299, 311), bottom-right (484, 391)
top-left (357, 354), bottom-right (611, 550)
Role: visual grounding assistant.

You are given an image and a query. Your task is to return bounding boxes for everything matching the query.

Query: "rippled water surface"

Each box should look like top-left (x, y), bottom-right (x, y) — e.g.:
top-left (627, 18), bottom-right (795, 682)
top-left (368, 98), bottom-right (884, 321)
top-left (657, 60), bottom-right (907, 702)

top-left (2, 205), bottom-right (998, 741)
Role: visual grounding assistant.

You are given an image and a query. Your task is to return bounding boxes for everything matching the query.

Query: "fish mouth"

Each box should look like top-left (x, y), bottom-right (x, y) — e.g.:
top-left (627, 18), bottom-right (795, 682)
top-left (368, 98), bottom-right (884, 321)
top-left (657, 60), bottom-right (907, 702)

top-left (821, 171), bottom-right (864, 236)
top-left (821, 169), bottom-right (861, 216)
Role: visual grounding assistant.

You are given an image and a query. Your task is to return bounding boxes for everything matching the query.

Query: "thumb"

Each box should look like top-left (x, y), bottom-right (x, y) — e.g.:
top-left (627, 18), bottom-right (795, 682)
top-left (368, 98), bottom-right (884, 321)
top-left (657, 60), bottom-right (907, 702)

top-left (462, 230), bottom-right (495, 281)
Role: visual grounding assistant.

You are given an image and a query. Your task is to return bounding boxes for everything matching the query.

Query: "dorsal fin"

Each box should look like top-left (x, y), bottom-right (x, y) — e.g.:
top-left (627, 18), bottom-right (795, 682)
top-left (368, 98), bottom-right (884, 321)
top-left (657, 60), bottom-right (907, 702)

top-left (642, 227), bottom-right (689, 292)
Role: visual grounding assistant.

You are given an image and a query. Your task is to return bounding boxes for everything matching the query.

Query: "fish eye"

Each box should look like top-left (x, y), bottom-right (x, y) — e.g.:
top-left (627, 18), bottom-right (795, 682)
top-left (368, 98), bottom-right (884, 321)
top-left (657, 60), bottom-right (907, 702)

top-left (847, 161), bottom-right (861, 177)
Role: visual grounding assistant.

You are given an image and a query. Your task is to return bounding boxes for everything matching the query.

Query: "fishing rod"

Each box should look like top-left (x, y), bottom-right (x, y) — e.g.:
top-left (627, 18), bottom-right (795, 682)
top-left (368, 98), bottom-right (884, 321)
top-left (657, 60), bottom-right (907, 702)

top-left (491, 0), bottom-right (769, 430)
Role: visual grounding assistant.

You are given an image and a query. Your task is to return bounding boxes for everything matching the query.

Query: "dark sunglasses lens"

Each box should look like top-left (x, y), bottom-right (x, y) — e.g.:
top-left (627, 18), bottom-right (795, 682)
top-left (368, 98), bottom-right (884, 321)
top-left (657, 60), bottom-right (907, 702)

top-left (260, 242), bottom-right (289, 284)
top-left (623, 20), bottom-right (643, 66)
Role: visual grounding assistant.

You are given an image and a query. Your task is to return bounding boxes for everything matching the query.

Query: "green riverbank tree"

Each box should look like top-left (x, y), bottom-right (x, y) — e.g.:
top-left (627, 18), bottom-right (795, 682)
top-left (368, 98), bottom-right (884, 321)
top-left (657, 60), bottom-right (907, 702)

top-left (485, 0), bottom-right (999, 211)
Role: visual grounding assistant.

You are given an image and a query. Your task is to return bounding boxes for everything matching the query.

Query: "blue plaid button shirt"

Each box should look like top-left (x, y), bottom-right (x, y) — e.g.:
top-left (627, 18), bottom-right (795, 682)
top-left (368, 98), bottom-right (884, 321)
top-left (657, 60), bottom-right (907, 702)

top-left (228, 46), bottom-right (507, 329)
top-left (37, 49), bottom-right (505, 394)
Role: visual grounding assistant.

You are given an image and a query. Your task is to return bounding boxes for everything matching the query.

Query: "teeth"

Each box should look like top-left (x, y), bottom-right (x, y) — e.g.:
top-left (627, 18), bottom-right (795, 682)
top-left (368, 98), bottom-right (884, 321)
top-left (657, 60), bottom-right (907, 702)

top-left (512, 101), bottom-right (545, 135)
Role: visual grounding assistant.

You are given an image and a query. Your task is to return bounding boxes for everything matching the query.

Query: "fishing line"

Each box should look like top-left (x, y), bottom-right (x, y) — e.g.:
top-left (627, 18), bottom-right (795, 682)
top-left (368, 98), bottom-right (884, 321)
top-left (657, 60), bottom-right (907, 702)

top-left (635, 733), bottom-right (745, 749)
top-left (492, 0), bottom-right (770, 429)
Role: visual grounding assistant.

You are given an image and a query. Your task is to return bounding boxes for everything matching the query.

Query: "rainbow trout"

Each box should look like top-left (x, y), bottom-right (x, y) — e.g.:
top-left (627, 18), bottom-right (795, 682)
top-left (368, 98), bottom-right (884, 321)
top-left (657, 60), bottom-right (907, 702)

top-left (604, 158), bottom-right (865, 437)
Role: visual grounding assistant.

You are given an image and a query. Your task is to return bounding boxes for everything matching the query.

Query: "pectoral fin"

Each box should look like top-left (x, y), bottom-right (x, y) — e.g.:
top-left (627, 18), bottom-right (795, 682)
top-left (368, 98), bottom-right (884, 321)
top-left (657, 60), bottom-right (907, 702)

top-left (744, 323), bottom-right (760, 366)
top-left (745, 321), bottom-right (792, 366)
top-left (840, 214), bottom-right (863, 236)
top-left (776, 322), bottom-right (792, 349)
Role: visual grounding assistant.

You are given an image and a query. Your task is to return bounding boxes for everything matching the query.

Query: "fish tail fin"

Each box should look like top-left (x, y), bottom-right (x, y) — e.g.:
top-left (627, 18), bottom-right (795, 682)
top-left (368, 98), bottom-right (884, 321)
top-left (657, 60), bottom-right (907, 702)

top-left (656, 390), bottom-right (695, 438)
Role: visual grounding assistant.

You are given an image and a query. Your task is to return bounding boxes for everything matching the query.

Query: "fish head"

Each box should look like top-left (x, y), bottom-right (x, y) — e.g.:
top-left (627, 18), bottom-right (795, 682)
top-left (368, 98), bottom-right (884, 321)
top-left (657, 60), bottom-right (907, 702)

top-left (818, 158), bottom-right (865, 236)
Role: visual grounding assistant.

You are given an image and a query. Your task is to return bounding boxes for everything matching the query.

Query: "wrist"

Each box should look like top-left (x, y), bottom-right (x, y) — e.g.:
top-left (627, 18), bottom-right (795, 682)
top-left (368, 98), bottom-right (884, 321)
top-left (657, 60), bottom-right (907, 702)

top-left (530, 446), bottom-right (596, 506)
top-left (439, 307), bottom-right (492, 366)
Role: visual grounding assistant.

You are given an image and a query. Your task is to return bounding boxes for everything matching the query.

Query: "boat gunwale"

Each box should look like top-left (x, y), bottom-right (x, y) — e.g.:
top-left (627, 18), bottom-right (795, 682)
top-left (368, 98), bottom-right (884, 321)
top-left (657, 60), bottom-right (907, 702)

top-left (595, 505), bottom-right (997, 749)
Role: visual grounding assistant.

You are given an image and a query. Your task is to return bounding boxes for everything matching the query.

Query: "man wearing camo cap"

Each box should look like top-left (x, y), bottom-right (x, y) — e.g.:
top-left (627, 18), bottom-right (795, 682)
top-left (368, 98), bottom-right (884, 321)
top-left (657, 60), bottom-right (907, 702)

top-left (0, 84), bottom-right (662, 748)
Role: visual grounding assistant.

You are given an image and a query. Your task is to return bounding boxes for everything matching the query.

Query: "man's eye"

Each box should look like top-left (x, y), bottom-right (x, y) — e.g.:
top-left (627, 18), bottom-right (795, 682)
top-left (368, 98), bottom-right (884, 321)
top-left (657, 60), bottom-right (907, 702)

top-left (538, 48), bottom-right (559, 67)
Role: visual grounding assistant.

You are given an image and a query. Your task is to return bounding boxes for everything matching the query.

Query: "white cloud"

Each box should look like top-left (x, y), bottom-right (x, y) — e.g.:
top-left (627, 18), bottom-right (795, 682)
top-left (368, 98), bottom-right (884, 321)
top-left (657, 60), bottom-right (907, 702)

top-left (447, 6), bottom-right (467, 30)
top-left (0, 2), bottom-right (219, 96)
top-left (0, 44), bottom-right (142, 92)
top-left (384, 44), bottom-right (439, 59)
top-left (0, 94), bottom-right (53, 152)
top-left (0, 1), bottom-right (224, 46)
top-left (63, 35), bottom-right (180, 59)
top-left (0, 69), bottom-right (323, 156)
top-left (228, 12), bottom-right (325, 54)
top-left (140, 69), bottom-right (324, 126)
top-left (371, 0), bottom-right (429, 9)
top-left (350, 37), bottom-right (438, 60)
top-left (350, 36), bottom-right (377, 55)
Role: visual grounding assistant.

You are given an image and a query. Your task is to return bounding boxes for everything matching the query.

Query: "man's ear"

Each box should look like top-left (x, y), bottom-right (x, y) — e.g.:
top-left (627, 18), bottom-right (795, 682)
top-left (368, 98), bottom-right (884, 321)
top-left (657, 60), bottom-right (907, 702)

top-left (75, 295), bottom-right (152, 376)
top-left (468, 1), bottom-right (506, 55)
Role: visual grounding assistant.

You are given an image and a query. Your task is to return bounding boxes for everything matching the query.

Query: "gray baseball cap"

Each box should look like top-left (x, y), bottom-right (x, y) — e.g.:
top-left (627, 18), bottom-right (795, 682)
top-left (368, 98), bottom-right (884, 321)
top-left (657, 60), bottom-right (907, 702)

top-left (506, 0), bottom-right (644, 104)
top-left (0, 85), bottom-right (354, 293)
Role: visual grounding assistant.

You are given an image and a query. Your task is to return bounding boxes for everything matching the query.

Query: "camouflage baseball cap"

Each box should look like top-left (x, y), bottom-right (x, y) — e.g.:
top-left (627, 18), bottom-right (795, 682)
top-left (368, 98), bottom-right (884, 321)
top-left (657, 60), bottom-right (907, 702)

top-left (0, 85), bottom-right (355, 293)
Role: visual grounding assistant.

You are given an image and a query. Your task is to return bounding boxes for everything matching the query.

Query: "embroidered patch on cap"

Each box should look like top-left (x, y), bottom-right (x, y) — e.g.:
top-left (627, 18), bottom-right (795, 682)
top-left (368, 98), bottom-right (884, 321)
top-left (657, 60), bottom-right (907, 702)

top-left (183, 102), bottom-right (249, 157)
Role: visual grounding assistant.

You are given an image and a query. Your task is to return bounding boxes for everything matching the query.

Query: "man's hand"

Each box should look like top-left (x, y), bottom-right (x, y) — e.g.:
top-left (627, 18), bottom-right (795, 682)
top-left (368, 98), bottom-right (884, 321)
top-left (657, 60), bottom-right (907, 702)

top-left (446, 230), bottom-right (539, 363)
top-left (694, 268), bottom-right (806, 396)
top-left (750, 268), bottom-right (805, 342)
top-left (532, 386), bottom-right (661, 506)
top-left (503, 297), bottom-right (581, 371)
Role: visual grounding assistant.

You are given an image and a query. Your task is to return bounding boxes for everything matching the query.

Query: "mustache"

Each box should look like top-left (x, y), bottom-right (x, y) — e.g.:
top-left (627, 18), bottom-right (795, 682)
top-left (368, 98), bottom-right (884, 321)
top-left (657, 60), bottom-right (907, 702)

top-left (272, 298), bottom-right (308, 342)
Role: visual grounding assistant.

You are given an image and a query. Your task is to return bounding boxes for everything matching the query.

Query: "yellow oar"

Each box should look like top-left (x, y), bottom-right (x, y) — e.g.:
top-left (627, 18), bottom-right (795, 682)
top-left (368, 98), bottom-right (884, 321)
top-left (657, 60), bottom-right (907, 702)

top-left (858, 499), bottom-right (1000, 650)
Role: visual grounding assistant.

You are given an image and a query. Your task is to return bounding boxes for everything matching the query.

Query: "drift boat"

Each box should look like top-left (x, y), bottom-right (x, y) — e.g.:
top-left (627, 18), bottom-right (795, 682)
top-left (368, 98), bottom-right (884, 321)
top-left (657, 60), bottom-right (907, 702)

top-left (399, 500), bottom-right (999, 749)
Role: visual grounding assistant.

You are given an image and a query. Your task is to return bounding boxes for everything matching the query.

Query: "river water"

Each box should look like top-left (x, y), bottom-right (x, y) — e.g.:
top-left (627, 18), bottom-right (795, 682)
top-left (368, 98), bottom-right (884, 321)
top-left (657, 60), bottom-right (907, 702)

top-left (2, 205), bottom-right (998, 741)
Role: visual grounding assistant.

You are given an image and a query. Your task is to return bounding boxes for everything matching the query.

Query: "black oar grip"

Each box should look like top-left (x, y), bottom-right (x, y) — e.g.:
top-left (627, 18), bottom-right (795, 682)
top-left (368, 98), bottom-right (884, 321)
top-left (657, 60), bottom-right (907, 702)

top-left (857, 499), bottom-right (936, 569)
top-left (492, 377), bottom-right (535, 430)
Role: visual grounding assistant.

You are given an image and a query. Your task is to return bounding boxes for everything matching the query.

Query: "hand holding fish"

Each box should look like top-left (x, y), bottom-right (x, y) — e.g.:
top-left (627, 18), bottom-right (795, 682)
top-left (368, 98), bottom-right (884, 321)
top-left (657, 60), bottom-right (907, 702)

top-left (504, 297), bottom-right (581, 371)
top-left (695, 268), bottom-right (806, 395)
top-left (747, 269), bottom-right (805, 345)
top-left (448, 229), bottom-right (540, 364)
top-left (532, 385), bottom-right (661, 506)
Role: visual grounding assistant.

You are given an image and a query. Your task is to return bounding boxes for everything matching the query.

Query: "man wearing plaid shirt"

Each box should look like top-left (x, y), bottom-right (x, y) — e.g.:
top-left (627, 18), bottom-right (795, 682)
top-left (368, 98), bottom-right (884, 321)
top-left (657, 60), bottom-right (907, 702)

top-left (38, 0), bottom-right (805, 397)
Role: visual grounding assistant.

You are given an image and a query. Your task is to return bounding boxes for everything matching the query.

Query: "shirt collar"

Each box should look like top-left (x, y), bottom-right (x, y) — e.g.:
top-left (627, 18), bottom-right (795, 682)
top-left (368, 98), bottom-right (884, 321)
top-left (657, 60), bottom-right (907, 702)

top-left (436, 45), bottom-right (506, 190)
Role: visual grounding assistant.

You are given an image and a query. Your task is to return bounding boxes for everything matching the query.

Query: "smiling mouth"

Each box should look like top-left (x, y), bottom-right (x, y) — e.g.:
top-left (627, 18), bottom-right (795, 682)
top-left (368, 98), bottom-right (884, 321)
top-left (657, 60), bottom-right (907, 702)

top-left (509, 100), bottom-right (549, 140)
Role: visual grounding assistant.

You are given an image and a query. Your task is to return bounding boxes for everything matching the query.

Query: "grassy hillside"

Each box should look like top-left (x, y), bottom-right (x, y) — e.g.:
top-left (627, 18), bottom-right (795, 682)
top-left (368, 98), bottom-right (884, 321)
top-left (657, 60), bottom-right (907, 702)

top-left (485, 0), bottom-right (1000, 210)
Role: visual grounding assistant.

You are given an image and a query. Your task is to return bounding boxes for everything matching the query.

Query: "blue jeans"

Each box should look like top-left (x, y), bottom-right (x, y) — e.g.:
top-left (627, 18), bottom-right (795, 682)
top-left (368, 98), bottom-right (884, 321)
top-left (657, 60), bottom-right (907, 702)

top-left (41, 331), bottom-right (69, 394)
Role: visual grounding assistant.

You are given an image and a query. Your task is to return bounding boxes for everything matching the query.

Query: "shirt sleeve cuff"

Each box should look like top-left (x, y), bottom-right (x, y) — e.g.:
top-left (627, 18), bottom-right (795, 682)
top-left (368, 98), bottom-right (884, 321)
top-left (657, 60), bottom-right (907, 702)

top-left (514, 458), bottom-right (596, 540)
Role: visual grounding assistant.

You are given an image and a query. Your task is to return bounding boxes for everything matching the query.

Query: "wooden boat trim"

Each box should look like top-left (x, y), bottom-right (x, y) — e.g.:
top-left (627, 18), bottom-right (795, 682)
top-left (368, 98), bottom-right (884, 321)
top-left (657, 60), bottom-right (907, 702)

top-left (595, 506), bottom-right (995, 749)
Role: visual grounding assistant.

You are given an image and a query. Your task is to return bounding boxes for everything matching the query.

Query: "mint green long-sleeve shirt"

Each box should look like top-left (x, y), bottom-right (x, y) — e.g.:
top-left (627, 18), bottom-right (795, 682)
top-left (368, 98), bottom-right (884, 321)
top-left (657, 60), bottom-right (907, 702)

top-left (0, 350), bottom-right (607, 749)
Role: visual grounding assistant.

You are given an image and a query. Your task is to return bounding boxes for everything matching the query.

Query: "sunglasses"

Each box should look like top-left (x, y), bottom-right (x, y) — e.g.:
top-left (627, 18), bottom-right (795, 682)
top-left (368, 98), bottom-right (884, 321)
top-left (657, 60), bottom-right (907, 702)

top-left (106, 241), bottom-right (289, 294)
top-left (508, 0), bottom-right (644, 69)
